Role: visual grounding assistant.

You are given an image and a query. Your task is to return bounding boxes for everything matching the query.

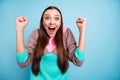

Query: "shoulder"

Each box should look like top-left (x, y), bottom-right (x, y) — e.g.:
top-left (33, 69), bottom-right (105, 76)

top-left (63, 27), bottom-right (73, 37)
top-left (29, 28), bottom-right (39, 40)
top-left (63, 27), bottom-right (72, 34)
top-left (31, 28), bottom-right (39, 34)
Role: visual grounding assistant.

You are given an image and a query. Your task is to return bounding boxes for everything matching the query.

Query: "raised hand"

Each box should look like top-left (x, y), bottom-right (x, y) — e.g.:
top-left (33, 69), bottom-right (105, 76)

top-left (16, 16), bottom-right (28, 31)
top-left (76, 18), bottom-right (87, 32)
top-left (16, 16), bottom-right (28, 53)
top-left (76, 18), bottom-right (87, 51)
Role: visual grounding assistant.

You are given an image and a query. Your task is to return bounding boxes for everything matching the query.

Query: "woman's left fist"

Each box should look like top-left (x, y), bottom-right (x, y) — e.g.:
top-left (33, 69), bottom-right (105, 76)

top-left (76, 18), bottom-right (87, 30)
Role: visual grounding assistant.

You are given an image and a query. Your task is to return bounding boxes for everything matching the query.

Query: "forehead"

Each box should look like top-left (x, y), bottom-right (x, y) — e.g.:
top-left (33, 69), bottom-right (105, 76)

top-left (44, 9), bottom-right (61, 16)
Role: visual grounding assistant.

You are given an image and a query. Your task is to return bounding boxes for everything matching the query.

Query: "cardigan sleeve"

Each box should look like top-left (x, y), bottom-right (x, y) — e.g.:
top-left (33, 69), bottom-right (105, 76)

top-left (16, 29), bottom-right (38, 67)
top-left (63, 28), bottom-right (85, 66)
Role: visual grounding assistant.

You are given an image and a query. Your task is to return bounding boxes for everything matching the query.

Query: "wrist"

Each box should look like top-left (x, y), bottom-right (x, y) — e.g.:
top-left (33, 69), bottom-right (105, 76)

top-left (16, 29), bottom-right (24, 36)
top-left (78, 28), bottom-right (85, 33)
top-left (16, 27), bottom-right (24, 32)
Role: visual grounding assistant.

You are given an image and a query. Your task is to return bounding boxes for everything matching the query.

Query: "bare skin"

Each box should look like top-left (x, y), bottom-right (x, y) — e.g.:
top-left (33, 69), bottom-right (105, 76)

top-left (43, 9), bottom-right (61, 37)
top-left (16, 16), bottom-right (28, 53)
top-left (76, 18), bottom-right (87, 51)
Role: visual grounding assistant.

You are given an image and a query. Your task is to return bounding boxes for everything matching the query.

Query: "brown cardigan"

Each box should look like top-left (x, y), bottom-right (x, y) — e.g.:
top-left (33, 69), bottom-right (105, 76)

top-left (17, 28), bottom-right (83, 67)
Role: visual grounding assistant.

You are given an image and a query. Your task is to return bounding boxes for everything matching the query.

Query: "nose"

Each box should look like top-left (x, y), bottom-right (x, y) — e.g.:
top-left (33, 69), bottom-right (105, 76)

top-left (50, 18), bottom-right (54, 25)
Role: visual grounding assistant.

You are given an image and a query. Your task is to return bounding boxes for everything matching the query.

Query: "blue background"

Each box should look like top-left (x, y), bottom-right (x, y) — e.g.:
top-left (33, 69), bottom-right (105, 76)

top-left (0, 0), bottom-right (120, 80)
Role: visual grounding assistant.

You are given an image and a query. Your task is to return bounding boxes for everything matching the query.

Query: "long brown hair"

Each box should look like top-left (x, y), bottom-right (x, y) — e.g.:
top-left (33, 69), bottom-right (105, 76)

top-left (32, 6), bottom-right (69, 76)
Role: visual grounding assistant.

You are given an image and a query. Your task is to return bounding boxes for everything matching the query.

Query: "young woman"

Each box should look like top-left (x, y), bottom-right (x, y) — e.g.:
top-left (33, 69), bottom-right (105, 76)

top-left (16, 6), bottom-right (87, 80)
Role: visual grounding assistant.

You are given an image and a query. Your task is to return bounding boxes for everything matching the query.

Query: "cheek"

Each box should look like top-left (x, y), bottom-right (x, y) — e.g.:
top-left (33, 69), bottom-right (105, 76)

top-left (58, 23), bottom-right (61, 29)
top-left (56, 21), bottom-right (61, 27)
top-left (43, 21), bottom-right (48, 28)
top-left (43, 22), bottom-right (48, 32)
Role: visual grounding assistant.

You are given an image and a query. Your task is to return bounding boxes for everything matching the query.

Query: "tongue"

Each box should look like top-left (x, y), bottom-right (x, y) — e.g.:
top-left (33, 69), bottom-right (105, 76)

top-left (48, 28), bottom-right (54, 35)
top-left (48, 27), bottom-right (56, 37)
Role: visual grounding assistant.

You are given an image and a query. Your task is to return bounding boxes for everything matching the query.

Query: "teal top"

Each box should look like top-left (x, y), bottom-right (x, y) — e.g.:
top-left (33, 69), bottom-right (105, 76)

top-left (16, 48), bottom-right (84, 80)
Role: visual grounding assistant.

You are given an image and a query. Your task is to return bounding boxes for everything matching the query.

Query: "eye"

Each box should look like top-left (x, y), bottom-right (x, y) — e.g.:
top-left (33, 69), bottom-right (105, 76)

top-left (55, 17), bottom-right (60, 21)
top-left (44, 17), bottom-right (50, 20)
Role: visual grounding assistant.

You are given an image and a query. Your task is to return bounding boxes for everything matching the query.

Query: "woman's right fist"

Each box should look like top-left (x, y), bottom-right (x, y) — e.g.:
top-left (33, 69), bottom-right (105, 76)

top-left (16, 16), bottom-right (28, 31)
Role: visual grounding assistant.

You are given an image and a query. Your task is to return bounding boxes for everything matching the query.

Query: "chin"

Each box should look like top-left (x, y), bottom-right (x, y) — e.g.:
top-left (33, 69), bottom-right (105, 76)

top-left (49, 34), bottom-right (55, 37)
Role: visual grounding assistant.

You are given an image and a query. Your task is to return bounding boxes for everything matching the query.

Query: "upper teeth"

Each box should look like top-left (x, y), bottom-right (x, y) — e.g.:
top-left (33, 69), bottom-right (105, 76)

top-left (49, 26), bottom-right (55, 28)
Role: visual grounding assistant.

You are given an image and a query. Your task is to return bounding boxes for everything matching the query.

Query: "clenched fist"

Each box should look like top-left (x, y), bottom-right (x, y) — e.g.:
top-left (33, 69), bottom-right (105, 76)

top-left (76, 18), bottom-right (87, 32)
top-left (16, 16), bottom-right (28, 31)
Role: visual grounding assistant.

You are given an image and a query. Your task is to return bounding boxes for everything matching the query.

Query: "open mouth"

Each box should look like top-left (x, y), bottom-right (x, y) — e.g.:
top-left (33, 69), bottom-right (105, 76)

top-left (47, 26), bottom-right (56, 37)
top-left (48, 26), bottom-right (55, 36)
top-left (48, 26), bottom-right (55, 31)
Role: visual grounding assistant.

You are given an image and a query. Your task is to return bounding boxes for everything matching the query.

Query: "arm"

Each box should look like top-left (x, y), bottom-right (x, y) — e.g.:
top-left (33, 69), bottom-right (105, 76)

top-left (64, 18), bottom-right (87, 66)
top-left (16, 16), bottom-right (38, 67)
top-left (63, 28), bottom-right (84, 66)
top-left (16, 29), bottom-right (38, 67)
top-left (16, 16), bottom-right (29, 66)
top-left (16, 16), bottom-right (28, 53)
top-left (76, 18), bottom-right (87, 51)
